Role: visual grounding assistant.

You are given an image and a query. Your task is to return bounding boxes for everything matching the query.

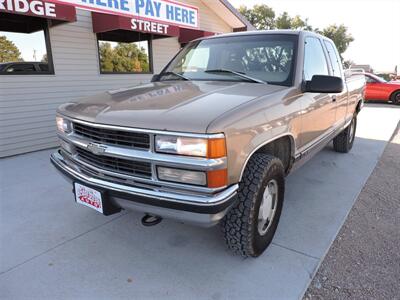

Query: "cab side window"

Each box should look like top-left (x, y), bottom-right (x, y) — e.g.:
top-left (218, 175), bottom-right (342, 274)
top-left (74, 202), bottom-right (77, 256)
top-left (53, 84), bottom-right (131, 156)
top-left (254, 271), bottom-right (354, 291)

top-left (324, 41), bottom-right (342, 77)
top-left (304, 37), bottom-right (329, 81)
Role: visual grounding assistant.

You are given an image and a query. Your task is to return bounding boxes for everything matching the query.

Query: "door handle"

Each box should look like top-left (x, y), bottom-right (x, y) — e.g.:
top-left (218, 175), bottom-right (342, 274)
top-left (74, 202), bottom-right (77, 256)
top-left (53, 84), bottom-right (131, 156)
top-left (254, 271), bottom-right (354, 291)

top-left (331, 95), bottom-right (337, 102)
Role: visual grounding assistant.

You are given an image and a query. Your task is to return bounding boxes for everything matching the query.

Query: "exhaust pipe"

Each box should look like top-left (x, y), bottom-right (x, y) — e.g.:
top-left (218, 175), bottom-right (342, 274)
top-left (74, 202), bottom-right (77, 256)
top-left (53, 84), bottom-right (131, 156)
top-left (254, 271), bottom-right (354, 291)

top-left (141, 214), bottom-right (162, 227)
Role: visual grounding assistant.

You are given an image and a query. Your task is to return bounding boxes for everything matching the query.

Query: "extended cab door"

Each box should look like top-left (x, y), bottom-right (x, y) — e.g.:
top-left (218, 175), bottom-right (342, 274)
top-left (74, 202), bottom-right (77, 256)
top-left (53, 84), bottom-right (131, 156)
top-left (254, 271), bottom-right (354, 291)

top-left (299, 36), bottom-right (337, 149)
top-left (323, 40), bottom-right (348, 127)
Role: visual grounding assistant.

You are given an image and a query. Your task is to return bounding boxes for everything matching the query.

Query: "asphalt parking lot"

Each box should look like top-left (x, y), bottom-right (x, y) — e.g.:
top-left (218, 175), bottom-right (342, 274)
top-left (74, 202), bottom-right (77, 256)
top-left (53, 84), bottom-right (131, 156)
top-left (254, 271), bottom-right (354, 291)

top-left (1, 104), bottom-right (399, 300)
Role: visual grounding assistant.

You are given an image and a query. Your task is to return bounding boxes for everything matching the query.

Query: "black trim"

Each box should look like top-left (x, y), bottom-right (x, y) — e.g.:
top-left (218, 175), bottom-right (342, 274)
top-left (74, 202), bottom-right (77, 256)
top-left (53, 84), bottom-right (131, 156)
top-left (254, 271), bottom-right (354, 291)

top-left (51, 157), bottom-right (237, 214)
top-left (0, 22), bottom-right (55, 75)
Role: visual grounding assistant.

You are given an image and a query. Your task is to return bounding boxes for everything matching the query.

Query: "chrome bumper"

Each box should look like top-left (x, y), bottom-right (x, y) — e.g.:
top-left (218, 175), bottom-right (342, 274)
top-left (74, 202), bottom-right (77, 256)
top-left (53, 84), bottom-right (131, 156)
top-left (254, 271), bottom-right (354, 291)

top-left (50, 151), bottom-right (239, 226)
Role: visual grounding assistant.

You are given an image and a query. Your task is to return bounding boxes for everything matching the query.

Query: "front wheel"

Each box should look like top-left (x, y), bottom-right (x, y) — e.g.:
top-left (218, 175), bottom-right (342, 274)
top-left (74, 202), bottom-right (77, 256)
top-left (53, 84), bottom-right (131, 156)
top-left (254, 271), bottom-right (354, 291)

top-left (221, 153), bottom-right (285, 257)
top-left (333, 114), bottom-right (357, 153)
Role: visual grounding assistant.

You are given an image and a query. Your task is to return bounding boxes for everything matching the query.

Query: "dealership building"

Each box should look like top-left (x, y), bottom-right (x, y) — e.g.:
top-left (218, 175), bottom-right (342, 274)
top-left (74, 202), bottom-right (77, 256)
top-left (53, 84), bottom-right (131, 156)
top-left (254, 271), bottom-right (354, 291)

top-left (0, 0), bottom-right (253, 157)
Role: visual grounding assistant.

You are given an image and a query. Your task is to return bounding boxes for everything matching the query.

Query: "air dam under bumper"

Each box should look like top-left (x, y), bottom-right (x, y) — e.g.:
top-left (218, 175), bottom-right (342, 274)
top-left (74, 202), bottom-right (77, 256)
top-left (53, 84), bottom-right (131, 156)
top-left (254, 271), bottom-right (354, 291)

top-left (50, 151), bottom-right (239, 226)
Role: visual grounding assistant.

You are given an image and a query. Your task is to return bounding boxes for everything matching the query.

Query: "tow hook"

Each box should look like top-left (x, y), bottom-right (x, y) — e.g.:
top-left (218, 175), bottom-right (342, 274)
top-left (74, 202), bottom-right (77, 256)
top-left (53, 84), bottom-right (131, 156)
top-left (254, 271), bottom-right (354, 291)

top-left (141, 214), bottom-right (163, 227)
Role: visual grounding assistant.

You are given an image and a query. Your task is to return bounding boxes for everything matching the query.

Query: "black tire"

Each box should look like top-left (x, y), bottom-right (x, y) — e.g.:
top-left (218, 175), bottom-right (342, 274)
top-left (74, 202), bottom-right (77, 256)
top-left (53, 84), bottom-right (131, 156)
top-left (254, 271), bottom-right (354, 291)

top-left (391, 91), bottom-right (400, 105)
top-left (333, 115), bottom-right (357, 153)
top-left (221, 153), bottom-right (285, 257)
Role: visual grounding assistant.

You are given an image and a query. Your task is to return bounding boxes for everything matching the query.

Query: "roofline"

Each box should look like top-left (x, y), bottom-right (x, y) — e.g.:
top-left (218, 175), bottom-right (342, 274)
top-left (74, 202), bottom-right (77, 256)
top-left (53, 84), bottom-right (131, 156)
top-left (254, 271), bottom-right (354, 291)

top-left (197, 29), bottom-right (334, 42)
top-left (219, 0), bottom-right (256, 30)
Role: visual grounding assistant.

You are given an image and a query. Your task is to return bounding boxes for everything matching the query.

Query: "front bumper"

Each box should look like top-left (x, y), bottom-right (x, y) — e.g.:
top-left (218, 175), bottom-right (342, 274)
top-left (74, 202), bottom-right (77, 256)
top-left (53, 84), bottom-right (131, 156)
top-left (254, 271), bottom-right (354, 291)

top-left (50, 151), bottom-right (238, 226)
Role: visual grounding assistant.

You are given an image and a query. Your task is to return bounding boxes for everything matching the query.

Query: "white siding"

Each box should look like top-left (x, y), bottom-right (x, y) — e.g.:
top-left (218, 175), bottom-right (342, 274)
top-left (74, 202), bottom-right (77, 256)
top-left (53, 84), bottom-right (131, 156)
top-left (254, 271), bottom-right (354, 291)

top-left (0, 1), bottom-right (233, 157)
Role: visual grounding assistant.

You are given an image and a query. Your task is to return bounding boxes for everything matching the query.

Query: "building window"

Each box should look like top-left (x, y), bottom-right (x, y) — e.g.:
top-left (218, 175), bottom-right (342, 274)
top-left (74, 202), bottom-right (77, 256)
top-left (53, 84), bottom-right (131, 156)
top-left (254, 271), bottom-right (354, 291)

top-left (0, 26), bottom-right (54, 75)
top-left (97, 36), bottom-right (152, 74)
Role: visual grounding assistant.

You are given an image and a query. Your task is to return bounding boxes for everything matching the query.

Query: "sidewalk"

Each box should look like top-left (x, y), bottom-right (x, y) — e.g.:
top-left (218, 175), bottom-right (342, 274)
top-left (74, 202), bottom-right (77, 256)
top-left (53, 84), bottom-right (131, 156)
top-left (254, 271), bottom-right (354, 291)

top-left (304, 121), bottom-right (400, 300)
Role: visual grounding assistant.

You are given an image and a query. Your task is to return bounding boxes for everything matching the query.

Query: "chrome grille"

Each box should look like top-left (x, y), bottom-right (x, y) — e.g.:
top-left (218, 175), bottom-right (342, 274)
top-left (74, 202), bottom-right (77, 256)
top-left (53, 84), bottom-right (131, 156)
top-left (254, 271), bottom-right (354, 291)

top-left (76, 147), bottom-right (152, 179)
top-left (73, 122), bottom-right (150, 149)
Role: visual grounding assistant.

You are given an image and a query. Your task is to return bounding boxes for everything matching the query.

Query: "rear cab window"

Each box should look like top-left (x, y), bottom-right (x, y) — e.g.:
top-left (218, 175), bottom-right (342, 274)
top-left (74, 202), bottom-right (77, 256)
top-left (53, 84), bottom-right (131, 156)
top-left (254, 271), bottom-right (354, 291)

top-left (323, 40), bottom-right (342, 78)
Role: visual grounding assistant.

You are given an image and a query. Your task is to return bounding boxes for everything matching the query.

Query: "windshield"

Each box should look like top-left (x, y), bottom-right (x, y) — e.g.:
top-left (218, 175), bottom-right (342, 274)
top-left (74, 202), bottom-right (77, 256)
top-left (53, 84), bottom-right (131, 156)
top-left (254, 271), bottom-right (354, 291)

top-left (367, 73), bottom-right (387, 83)
top-left (161, 34), bottom-right (298, 86)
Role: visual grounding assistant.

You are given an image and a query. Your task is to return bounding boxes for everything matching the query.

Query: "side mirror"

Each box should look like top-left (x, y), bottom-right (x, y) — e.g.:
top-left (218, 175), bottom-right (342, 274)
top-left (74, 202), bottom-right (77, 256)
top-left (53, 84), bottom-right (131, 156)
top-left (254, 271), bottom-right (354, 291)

top-left (303, 75), bottom-right (344, 93)
top-left (151, 74), bottom-right (160, 82)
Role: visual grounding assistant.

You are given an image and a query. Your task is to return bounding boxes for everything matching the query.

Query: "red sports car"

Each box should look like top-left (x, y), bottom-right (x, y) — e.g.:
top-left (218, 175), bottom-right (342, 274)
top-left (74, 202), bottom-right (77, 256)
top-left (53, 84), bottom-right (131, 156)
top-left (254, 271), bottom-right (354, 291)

top-left (364, 73), bottom-right (400, 104)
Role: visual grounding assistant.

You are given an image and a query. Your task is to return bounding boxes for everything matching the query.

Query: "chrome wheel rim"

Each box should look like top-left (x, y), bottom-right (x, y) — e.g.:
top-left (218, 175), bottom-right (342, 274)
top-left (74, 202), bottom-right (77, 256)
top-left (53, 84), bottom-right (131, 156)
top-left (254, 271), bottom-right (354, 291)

top-left (349, 119), bottom-right (355, 144)
top-left (258, 179), bottom-right (278, 236)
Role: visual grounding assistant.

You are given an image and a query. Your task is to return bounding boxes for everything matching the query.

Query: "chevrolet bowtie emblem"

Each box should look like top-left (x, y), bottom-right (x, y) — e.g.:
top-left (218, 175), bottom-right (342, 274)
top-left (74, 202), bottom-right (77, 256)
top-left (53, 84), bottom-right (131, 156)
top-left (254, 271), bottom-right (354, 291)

top-left (87, 143), bottom-right (107, 155)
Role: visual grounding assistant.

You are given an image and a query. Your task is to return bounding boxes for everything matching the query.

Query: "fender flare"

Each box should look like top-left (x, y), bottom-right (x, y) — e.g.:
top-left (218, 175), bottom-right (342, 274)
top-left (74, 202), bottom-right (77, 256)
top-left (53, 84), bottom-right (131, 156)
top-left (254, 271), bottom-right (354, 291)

top-left (238, 133), bottom-right (296, 181)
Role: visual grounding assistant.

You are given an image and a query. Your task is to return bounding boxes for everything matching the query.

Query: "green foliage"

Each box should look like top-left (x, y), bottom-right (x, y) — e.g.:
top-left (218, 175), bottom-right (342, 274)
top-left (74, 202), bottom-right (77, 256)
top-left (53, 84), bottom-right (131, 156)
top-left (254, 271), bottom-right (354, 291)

top-left (239, 5), bottom-right (354, 56)
top-left (343, 59), bottom-right (354, 69)
top-left (275, 12), bottom-right (291, 29)
top-left (0, 35), bottom-right (23, 63)
top-left (99, 41), bottom-right (149, 73)
top-left (238, 4), bottom-right (276, 30)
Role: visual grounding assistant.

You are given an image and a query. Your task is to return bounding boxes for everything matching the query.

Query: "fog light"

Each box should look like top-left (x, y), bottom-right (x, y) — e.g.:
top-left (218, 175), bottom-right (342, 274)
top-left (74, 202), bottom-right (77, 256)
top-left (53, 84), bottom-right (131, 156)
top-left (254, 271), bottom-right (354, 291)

top-left (157, 167), bottom-right (206, 186)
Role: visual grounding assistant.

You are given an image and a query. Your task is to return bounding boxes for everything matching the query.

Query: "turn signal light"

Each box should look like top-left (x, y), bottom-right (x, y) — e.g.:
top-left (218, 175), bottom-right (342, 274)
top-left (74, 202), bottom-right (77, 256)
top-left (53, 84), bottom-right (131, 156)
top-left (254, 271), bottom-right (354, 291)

top-left (207, 138), bottom-right (226, 159)
top-left (207, 169), bottom-right (228, 188)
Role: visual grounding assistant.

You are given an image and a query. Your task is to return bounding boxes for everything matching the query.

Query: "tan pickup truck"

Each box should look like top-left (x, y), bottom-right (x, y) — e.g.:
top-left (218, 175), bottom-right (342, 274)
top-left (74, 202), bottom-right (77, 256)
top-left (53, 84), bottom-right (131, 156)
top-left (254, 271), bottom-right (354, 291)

top-left (51, 30), bottom-right (365, 257)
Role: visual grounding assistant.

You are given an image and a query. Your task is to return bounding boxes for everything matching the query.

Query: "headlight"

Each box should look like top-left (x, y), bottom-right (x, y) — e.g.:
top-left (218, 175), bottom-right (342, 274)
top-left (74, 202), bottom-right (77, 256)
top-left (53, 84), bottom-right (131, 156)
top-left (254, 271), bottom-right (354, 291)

top-left (155, 135), bottom-right (226, 158)
top-left (56, 116), bottom-right (72, 134)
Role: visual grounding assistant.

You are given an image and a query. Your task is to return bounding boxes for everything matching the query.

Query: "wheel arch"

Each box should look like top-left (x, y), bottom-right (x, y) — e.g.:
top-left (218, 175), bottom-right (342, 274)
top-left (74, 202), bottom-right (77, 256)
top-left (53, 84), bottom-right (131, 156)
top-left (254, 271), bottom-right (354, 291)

top-left (356, 98), bottom-right (363, 114)
top-left (389, 89), bottom-right (400, 102)
top-left (239, 134), bottom-right (295, 181)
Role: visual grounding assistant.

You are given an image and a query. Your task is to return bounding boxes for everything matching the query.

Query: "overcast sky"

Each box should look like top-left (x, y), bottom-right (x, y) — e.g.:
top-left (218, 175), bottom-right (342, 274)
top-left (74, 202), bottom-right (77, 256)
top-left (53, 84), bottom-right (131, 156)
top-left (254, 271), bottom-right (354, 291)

top-left (230, 0), bottom-right (400, 72)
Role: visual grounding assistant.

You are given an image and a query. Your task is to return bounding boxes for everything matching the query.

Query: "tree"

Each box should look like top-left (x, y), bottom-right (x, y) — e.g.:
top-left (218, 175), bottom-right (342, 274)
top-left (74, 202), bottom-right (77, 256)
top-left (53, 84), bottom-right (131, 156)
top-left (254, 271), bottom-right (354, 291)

top-left (275, 12), bottom-right (291, 29)
top-left (275, 12), bottom-right (312, 30)
top-left (317, 24), bottom-right (354, 58)
top-left (99, 42), bottom-right (114, 72)
top-left (290, 15), bottom-right (313, 31)
top-left (98, 41), bottom-right (149, 73)
top-left (238, 4), bottom-right (276, 30)
top-left (343, 59), bottom-right (354, 69)
top-left (0, 35), bottom-right (22, 63)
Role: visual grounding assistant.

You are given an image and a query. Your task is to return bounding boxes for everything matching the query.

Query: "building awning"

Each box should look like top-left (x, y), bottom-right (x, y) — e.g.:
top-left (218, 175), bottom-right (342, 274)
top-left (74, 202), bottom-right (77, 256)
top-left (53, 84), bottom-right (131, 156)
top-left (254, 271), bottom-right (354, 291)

top-left (92, 12), bottom-right (215, 44)
top-left (0, 0), bottom-right (77, 33)
top-left (178, 28), bottom-right (215, 44)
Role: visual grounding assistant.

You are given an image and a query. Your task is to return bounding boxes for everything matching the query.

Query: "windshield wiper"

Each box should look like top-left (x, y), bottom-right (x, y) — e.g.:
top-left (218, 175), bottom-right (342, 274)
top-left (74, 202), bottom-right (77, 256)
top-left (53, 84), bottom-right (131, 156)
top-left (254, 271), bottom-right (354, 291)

top-left (204, 69), bottom-right (266, 84)
top-left (159, 71), bottom-right (190, 81)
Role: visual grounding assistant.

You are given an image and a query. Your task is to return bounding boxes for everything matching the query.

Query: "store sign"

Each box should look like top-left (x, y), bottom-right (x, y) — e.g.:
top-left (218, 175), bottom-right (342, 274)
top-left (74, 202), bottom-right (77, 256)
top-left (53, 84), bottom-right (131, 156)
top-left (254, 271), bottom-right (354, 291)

top-left (57, 0), bottom-right (199, 28)
top-left (131, 18), bottom-right (169, 34)
top-left (0, 0), bottom-right (76, 21)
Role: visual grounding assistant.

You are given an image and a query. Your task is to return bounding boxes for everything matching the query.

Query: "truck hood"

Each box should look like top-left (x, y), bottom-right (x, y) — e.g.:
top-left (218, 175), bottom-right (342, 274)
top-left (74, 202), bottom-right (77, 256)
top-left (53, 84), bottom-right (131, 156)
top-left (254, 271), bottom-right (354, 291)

top-left (59, 81), bottom-right (287, 133)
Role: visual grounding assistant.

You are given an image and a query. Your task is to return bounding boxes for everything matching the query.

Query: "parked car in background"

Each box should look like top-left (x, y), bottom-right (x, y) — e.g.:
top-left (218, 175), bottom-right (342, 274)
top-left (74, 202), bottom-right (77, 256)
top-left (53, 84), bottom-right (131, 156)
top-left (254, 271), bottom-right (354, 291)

top-left (0, 62), bottom-right (49, 74)
top-left (364, 72), bottom-right (400, 104)
top-left (51, 30), bottom-right (365, 257)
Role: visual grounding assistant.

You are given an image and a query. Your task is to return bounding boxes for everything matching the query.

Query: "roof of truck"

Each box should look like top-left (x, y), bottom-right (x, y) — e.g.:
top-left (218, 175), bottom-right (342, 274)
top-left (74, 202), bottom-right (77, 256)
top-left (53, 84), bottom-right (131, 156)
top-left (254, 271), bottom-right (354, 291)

top-left (202, 29), bottom-right (325, 40)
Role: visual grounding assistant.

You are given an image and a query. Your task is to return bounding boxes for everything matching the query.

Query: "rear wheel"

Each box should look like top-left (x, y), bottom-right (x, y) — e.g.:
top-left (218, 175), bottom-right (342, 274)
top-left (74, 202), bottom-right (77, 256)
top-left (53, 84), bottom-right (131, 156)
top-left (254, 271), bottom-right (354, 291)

top-left (333, 114), bottom-right (357, 153)
top-left (391, 91), bottom-right (400, 105)
top-left (221, 153), bottom-right (285, 257)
